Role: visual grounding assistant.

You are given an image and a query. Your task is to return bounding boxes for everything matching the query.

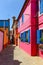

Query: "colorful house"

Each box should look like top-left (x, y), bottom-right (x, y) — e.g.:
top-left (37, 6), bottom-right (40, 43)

top-left (12, 17), bottom-right (18, 46)
top-left (17, 0), bottom-right (43, 57)
top-left (0, 19), bottom-right (10, 51)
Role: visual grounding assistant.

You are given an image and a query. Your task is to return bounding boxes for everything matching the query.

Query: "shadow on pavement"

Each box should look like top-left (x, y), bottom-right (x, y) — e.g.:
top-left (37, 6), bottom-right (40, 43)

top-left (0, 45), bottom-right (22, 65)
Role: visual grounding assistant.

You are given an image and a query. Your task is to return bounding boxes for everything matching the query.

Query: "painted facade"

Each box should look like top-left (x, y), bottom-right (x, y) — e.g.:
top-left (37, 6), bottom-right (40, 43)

top-left (17, 0), bottom-right (43, 57)
top-left (12, 17), bottom-right (18, 46)
top-left (0, 19), bottom-right (10, 51)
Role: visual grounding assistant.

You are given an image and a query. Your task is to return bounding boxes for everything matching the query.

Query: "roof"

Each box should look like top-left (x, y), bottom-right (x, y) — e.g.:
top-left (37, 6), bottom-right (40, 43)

top-left (0, 19), bottom-right (10, 22)
top-left (17, 0), bottom-right (30, 21)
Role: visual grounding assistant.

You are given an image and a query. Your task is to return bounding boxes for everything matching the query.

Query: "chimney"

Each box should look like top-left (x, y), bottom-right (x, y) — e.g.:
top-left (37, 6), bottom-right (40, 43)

top-left (12, 16), bottom-right (16, 23)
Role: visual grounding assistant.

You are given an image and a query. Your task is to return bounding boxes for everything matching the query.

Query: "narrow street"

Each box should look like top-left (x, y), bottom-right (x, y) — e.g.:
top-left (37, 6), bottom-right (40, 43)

top-left (0, 45), bottom-right (21, 65)
top-left (0, 45), bottom-right (43, 65)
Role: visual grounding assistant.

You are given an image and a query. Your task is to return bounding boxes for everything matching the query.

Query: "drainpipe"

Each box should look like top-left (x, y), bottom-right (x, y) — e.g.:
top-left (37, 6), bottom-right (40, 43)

top-left (31, 0), bottom-right (39, 56)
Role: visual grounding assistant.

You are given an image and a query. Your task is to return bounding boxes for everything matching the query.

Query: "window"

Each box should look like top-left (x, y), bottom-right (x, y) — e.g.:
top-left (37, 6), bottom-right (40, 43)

top-left (25, 30), bottom-right (30, 42)
top-left (25, 31), bottom-right (28, 42)
top-left (41, 30), bottom-right (43, 37)
top-left (40, 30), bottom-right (43, 43)
top-left (37, 30), bottom-right (43, 44)
top-left (0, 21), bottom-right (4, 27)
top-left (5, 21), bottom-right (9, 27)
top-left (39, 0), bottom-right (43, 14)
top-left (20, 30), bottom-right (30, 43)
top-left (21, 33), bottom-right (24, 41)
top-left (22, 14), bottom-right (24, 23)
top-left (0, 20), bottom-right (9, 28)
top-left (20, 32), bottom-right (25, 42)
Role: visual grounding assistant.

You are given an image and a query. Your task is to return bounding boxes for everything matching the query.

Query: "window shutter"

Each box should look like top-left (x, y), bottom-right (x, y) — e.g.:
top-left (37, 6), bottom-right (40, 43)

top-left (40, 0), bottom-right (43, 14)
top-left (24, 32), bottom-right (26, 42)
top-left (21, 33), bottom-right (22, 41)
top-left (22, 33), bottom-right (24, 42)
top-left (37, 30), bottom-right (41, 44)
top-left (22, 14), bottom-right (24, 22)
top-left (28, 30), bottom-right (30, 42)
top-left (23, 33), bottom-right (24, 42)
top-left (21, 33), bottom-right (24, 41)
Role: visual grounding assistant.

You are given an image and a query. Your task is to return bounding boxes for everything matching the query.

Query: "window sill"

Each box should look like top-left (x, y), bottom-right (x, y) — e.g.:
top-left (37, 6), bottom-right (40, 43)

top-left (25, 42), bottom-right (30, 45)
top-left (21, 41), bottom-right (30, 45)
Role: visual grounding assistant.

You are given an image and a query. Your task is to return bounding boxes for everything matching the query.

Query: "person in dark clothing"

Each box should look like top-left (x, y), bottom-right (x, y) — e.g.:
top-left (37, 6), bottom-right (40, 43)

top-left (10, 35), bottom-right (14, 44)
top-left (12, 35), bottom-right (14, 44)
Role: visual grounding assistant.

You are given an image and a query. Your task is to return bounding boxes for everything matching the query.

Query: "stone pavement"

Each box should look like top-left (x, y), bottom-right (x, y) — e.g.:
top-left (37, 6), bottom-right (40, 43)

top-left (0, 45), bottom-right (43, 65)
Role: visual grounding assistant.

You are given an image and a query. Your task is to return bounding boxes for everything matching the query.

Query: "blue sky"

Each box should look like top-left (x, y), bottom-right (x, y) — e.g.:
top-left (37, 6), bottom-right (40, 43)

top-left (0, 0), bottom-right (25, 30)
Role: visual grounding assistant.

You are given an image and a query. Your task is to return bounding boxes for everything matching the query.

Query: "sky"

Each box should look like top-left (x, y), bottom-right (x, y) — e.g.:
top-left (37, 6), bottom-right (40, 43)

top-left (0, 0), bottom-right (25, 30)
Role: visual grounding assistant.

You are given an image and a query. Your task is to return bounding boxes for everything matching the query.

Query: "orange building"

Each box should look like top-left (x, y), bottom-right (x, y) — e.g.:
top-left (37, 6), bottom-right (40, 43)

top-left (0, 19), bottom-right (10, 51)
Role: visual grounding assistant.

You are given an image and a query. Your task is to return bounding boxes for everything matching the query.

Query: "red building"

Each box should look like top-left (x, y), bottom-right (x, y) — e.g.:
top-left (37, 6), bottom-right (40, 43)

top-left (17, 0), bottom-right (43, 58)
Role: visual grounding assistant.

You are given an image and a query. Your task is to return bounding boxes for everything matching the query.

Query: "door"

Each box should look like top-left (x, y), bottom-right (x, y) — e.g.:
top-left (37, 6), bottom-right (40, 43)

top-left (0, 31), bottom-right (4, 52)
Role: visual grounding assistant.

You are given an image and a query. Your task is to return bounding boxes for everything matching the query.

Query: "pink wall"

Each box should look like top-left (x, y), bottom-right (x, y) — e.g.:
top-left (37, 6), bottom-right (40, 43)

top-left (18, 3), bottom-right (31, 55)
top-left (19, 42), bottom-right (31, 55)
top-left (39, 49), bottom-right (43, 58)
top-left (0, 31), bottom-right (3, 52)
top-left (18, 3), bottom-right (31, 33)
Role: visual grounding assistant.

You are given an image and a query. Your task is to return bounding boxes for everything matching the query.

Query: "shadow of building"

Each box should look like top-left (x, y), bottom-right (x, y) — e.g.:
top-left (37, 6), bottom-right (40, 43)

top-left (0, 45), bottom-right (22, 65)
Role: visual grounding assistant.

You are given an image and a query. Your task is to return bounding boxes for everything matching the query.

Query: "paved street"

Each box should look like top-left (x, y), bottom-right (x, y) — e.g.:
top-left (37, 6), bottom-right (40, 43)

top-left (0, 45), bottom-right (43, 65)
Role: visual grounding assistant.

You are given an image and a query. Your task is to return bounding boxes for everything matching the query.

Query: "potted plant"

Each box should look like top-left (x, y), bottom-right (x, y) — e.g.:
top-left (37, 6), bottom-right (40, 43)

top-left (39, 44), bottom-right (43, 49)
top-left (39, 37), bottom-right (43, 51)
top-left (39, 44), bottom-right (43, 51)
top-left (26, 38), bottom-right (28, 42)
top-left (40, 37), bottom-right (43, 43)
